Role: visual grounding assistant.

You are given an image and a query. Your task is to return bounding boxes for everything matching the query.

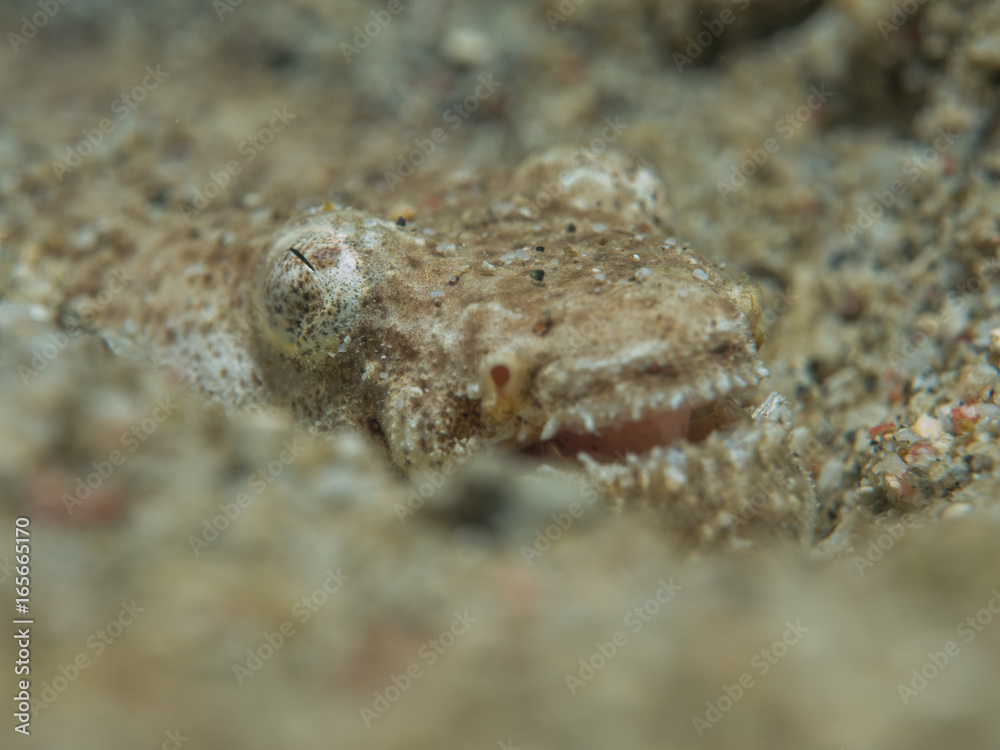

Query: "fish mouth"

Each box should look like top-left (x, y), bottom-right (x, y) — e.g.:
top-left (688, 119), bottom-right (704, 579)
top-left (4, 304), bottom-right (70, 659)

top-left (512, 384), bottom-right (817, 551)
top-left (510, 353), bottom-right (768, 467)
top-left (521, 398), bottom-right (752, 463)
top-left (477, 354), bottom-right (815, 549)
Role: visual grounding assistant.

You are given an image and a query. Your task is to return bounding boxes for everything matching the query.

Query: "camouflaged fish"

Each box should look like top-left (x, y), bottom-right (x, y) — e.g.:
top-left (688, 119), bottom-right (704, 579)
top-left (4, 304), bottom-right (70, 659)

top-left (62, 147), bottom-right (816, 548)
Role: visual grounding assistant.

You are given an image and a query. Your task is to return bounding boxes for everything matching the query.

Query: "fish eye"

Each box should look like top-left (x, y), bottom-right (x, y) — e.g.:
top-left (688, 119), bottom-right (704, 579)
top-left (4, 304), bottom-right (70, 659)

top-left (254, 218), bottom-right (368, 358)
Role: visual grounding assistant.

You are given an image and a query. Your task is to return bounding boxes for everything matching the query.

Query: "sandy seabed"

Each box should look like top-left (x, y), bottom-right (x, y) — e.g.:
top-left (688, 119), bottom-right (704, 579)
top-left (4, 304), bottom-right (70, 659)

top-left (2, 1), bottom-right (1000, 748)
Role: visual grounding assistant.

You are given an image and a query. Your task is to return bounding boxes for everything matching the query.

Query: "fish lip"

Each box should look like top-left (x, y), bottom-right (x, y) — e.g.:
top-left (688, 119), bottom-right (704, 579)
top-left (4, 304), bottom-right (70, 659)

top-left (564, 391), bottom-right (814, 550)
top-left (528, 334), bottom-right (767, 422)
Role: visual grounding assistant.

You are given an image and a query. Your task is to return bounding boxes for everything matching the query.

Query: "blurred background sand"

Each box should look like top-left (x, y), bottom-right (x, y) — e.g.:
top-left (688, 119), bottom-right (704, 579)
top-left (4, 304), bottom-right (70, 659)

top-left (2, 0), bottom-right (1000, 747)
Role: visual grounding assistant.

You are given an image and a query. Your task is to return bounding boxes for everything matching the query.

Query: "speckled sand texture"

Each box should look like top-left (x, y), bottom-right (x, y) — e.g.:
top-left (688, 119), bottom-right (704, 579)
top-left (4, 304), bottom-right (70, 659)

top-left (2, 1), bottom-right (1000, 748)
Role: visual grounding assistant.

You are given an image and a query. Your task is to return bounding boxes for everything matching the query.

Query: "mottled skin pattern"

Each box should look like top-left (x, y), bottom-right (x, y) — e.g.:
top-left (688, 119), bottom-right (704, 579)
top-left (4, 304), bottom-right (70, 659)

top-left (63, 148), bottom-right (816, 548)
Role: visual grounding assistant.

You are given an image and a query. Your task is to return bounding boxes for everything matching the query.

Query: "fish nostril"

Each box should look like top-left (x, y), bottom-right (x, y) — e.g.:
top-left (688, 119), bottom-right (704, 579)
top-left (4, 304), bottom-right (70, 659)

top-left (490, 365), bottom-right (511, 391)
top-left (479, 352), bottom-right (531, 423)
